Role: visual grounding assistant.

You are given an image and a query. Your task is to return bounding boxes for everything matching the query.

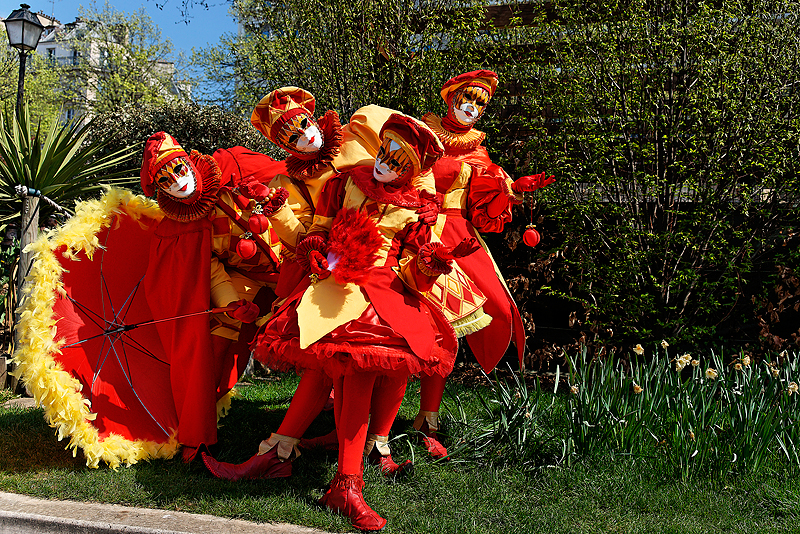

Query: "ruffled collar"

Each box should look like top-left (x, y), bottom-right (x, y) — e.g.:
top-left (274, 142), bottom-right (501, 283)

top-left (284, 110), bottom-right (343, 180)
top-left (349, 165), bottom-right (421, 208)
top-left (422, 113), bottom-right (486, 150)
top-left (156, 151), bottom-right (223, 222)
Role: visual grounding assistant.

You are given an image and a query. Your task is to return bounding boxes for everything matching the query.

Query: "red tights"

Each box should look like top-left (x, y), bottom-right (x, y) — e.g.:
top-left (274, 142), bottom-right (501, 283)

top-left (367, 375), bottom-right (408, 437)
top-left (275, 369), bottom-right (333, 438)
top-left (419, 373), bottom-right (448, 413)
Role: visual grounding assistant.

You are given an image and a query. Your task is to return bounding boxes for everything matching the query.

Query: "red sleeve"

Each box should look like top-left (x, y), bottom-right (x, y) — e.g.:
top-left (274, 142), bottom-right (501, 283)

top-left (313, 173), bottom-right (347, 219)
top-left (467, 162), bottom-right (515, 233)
top-left (212, 146), bottom-right (287, 186)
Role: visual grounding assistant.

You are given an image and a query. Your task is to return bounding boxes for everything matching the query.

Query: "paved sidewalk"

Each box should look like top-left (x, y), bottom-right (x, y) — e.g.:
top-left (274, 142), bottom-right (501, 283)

top-left (0, 491), bottom-right (331, 534)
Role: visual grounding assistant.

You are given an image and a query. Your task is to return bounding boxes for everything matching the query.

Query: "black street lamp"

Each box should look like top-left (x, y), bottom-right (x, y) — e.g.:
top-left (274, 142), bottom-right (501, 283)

top-left (3, 3), bottom-right (45, 116)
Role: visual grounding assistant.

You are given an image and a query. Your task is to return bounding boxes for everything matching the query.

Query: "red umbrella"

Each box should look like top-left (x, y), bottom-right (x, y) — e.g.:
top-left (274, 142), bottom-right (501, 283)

top-left (13, 188), bottom-right (229, 468)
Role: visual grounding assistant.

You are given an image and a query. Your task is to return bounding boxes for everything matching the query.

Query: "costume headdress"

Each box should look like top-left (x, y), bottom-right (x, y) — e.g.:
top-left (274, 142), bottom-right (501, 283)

top-left (251, 87), bottom-right (343, 176)
top-left (140, 132), bottom-right (193, 196)
top-left (251, 87), bottom-right (317, 146)
top-left (140, 131), bottom-right (221, 222)
top-left (379, 113), bottom-right (444, 184)
top-left (440, 69), bottom-right (499, 104)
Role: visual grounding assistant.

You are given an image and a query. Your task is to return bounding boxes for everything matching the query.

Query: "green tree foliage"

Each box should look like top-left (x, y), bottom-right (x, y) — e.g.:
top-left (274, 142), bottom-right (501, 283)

top-left (63, 1), bottom-right (188, 116)
top-left (0, 28), bottom-right (62, 129)
top-left (86, 99), bottom-right (277, 183)
top-left (191, 0), bottom-right (504, 118)
top-left (500, 0), bottom-right (800, 353)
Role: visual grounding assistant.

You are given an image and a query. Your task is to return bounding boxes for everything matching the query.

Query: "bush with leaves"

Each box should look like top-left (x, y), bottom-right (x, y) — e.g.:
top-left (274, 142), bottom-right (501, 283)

top-left (476, 0), bottom-right (800, 359)
top-left (86, 99), bottom-right (277, 183)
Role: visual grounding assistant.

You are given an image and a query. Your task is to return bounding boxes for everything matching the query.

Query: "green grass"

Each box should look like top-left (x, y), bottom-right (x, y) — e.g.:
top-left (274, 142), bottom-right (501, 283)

top-left (1, 371), bottom-right (799, 533)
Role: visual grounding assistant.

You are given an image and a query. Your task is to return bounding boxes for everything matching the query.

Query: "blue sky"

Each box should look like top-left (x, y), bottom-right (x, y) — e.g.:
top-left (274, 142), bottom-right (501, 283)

top-left (1, 0), bottom-right (237, 55)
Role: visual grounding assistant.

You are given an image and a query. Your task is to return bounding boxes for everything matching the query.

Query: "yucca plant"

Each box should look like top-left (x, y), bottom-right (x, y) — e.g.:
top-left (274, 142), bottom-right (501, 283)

top-left (0, 103), bottom-right (137, 225)
top-left (0, 102), bottom-right (138, 359)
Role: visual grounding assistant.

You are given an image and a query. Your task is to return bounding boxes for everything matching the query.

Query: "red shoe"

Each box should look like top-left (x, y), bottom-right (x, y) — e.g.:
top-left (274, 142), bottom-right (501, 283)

top-left (374, 454), bottom-right (413, 478)
top-left (421, 435), bottom-right (449, 460)
top-left (299, 429), bottom-right (339, 451)
top-left (414, 411), bottom-right (450, 460)
top-left (181, 445), bottom-right (199, 463)
top-left (201, 448), bottom-right (291, 481)
top-left (320, 472), bottom-right (386, 532)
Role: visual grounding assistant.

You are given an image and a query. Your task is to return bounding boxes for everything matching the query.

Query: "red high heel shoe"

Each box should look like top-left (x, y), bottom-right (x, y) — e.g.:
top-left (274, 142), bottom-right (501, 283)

top-left (320, 472), bottom-right (386, 532)
top-left (201, 448), bottom-right (291, 481)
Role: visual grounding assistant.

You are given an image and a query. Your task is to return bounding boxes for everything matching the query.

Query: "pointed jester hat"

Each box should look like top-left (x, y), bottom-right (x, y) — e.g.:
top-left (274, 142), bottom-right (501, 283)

top-left (250, 87), bottom-right (317, 144)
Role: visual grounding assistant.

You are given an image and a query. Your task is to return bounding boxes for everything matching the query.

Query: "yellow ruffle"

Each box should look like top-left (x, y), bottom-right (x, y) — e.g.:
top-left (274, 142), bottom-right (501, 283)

top-left (452, 308), bottom-right (493, 338)
top-left (10, 187), bottom-right (182, 469)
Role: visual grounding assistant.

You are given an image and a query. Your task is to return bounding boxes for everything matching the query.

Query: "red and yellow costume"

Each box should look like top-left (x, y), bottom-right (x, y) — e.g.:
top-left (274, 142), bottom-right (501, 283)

top-left (414, 70), bottom-right (547, 457)
top-left (140, 133), bottom-right (285, 460)
top-left (203, 114), bottom-right (463, 532)
top-left (249, 88), bottom-right (440, 296)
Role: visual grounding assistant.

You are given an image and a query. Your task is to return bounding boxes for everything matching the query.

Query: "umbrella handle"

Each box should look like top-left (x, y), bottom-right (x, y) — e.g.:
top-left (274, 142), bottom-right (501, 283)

top-left (210, 304), bottom-right (240, 314)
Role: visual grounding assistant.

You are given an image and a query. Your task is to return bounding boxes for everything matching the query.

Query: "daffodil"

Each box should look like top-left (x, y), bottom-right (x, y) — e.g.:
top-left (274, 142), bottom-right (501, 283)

top-left (633, 344), bottom-right (644, 356)
top-left (789, 382), bottom-right (798, 396)
top-left (691, 359), bottom-right (700, 367)
top-left (661, 340), bottom-right (669, 349)
top-left (570, 385), bottom-right (579, 395)
top-left (742, 355), bottom-right (751, 366)
top-left (771, 367), bottom-right (780, 378)
top-left (633, 383), bottom-right (643, 394)
top-left (735, 363), bottom-right (743, 371)
top-left (706, 368), bottom-right (718, 380)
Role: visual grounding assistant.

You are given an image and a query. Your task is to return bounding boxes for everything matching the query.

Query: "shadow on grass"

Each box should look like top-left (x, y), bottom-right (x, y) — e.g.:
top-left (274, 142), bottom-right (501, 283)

top-left (0, 407), bottom-right (86, 472)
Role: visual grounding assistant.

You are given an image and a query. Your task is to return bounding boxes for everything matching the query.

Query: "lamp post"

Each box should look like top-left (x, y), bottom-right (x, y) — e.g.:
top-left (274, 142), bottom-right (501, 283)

top-left (4, 4), bottom-right (44, 389)
top-left (4, 4), bottom-right (44, 116)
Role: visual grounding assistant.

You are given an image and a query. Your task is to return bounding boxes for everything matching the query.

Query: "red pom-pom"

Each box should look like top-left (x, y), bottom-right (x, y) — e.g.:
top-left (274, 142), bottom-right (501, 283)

top-left (523, 226), bottom-right (540, 247)
top-left (236, 238), bottom-right (258, 259)
top-left (327, 208), bottom-right (384, 285)
top-left (248, 213), bottom-right (270, 234)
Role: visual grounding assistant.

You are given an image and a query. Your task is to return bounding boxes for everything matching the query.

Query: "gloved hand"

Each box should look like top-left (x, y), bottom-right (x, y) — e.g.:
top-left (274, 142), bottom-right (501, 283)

top-left (296, 235), bottom-right (331, 280)
top-left (419, 238), bottom-right (480, 275)
top-left (239, 175), bottom-right (273, 202)
top-left (308, 250), bottom-right (331, 279)
top-left (416, 190), bottom-right (441, 226)
top-left (433, 237), bottom-right (480, 263)
top-left (511, 172), bottom-right (555, 194)
top-left (226, 299), bottom-right (260, 323)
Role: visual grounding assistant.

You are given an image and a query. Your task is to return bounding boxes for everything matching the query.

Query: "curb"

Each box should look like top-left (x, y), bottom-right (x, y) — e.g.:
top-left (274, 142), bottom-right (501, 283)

top-left (0, 492), bottom-right (329, 534)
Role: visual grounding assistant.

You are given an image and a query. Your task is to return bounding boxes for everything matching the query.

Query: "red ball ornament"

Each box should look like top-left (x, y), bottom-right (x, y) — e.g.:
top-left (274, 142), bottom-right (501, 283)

top-left (236, 237), bottom-right (258, 259)
top-left (248, 213), bottom-right (270, 234)
top-left (523, 225), bottom-right (540, 247)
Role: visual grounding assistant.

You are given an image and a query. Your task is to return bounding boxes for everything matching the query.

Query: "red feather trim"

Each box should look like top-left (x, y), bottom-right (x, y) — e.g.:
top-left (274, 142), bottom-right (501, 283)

top-left (327, 208), bottom-right (384, 286)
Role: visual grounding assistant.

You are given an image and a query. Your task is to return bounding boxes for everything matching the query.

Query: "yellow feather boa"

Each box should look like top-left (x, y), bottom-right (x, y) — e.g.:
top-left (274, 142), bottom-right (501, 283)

top-left (11, 187), bottom-right (236, 469)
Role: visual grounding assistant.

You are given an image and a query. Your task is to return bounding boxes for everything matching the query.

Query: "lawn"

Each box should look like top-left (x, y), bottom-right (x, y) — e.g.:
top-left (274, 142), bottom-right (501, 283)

top-left (0, 362), bottom-right (798, 534)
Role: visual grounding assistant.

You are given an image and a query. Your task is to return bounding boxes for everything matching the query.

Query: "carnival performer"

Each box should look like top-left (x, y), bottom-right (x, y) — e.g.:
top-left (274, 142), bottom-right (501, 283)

top-left (140, 132), bottom-right (286, 462)
top-left (414, 70), bottom-right (556, 459)
top-left (221, 88), bottom-right (442, 462)
top-left (204, 114), bottom-right (476, 531)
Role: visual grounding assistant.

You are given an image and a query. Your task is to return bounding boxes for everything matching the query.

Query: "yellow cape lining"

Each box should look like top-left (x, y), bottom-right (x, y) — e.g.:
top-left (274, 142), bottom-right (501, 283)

top-left (10, 187), bottom-right (235, 469)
